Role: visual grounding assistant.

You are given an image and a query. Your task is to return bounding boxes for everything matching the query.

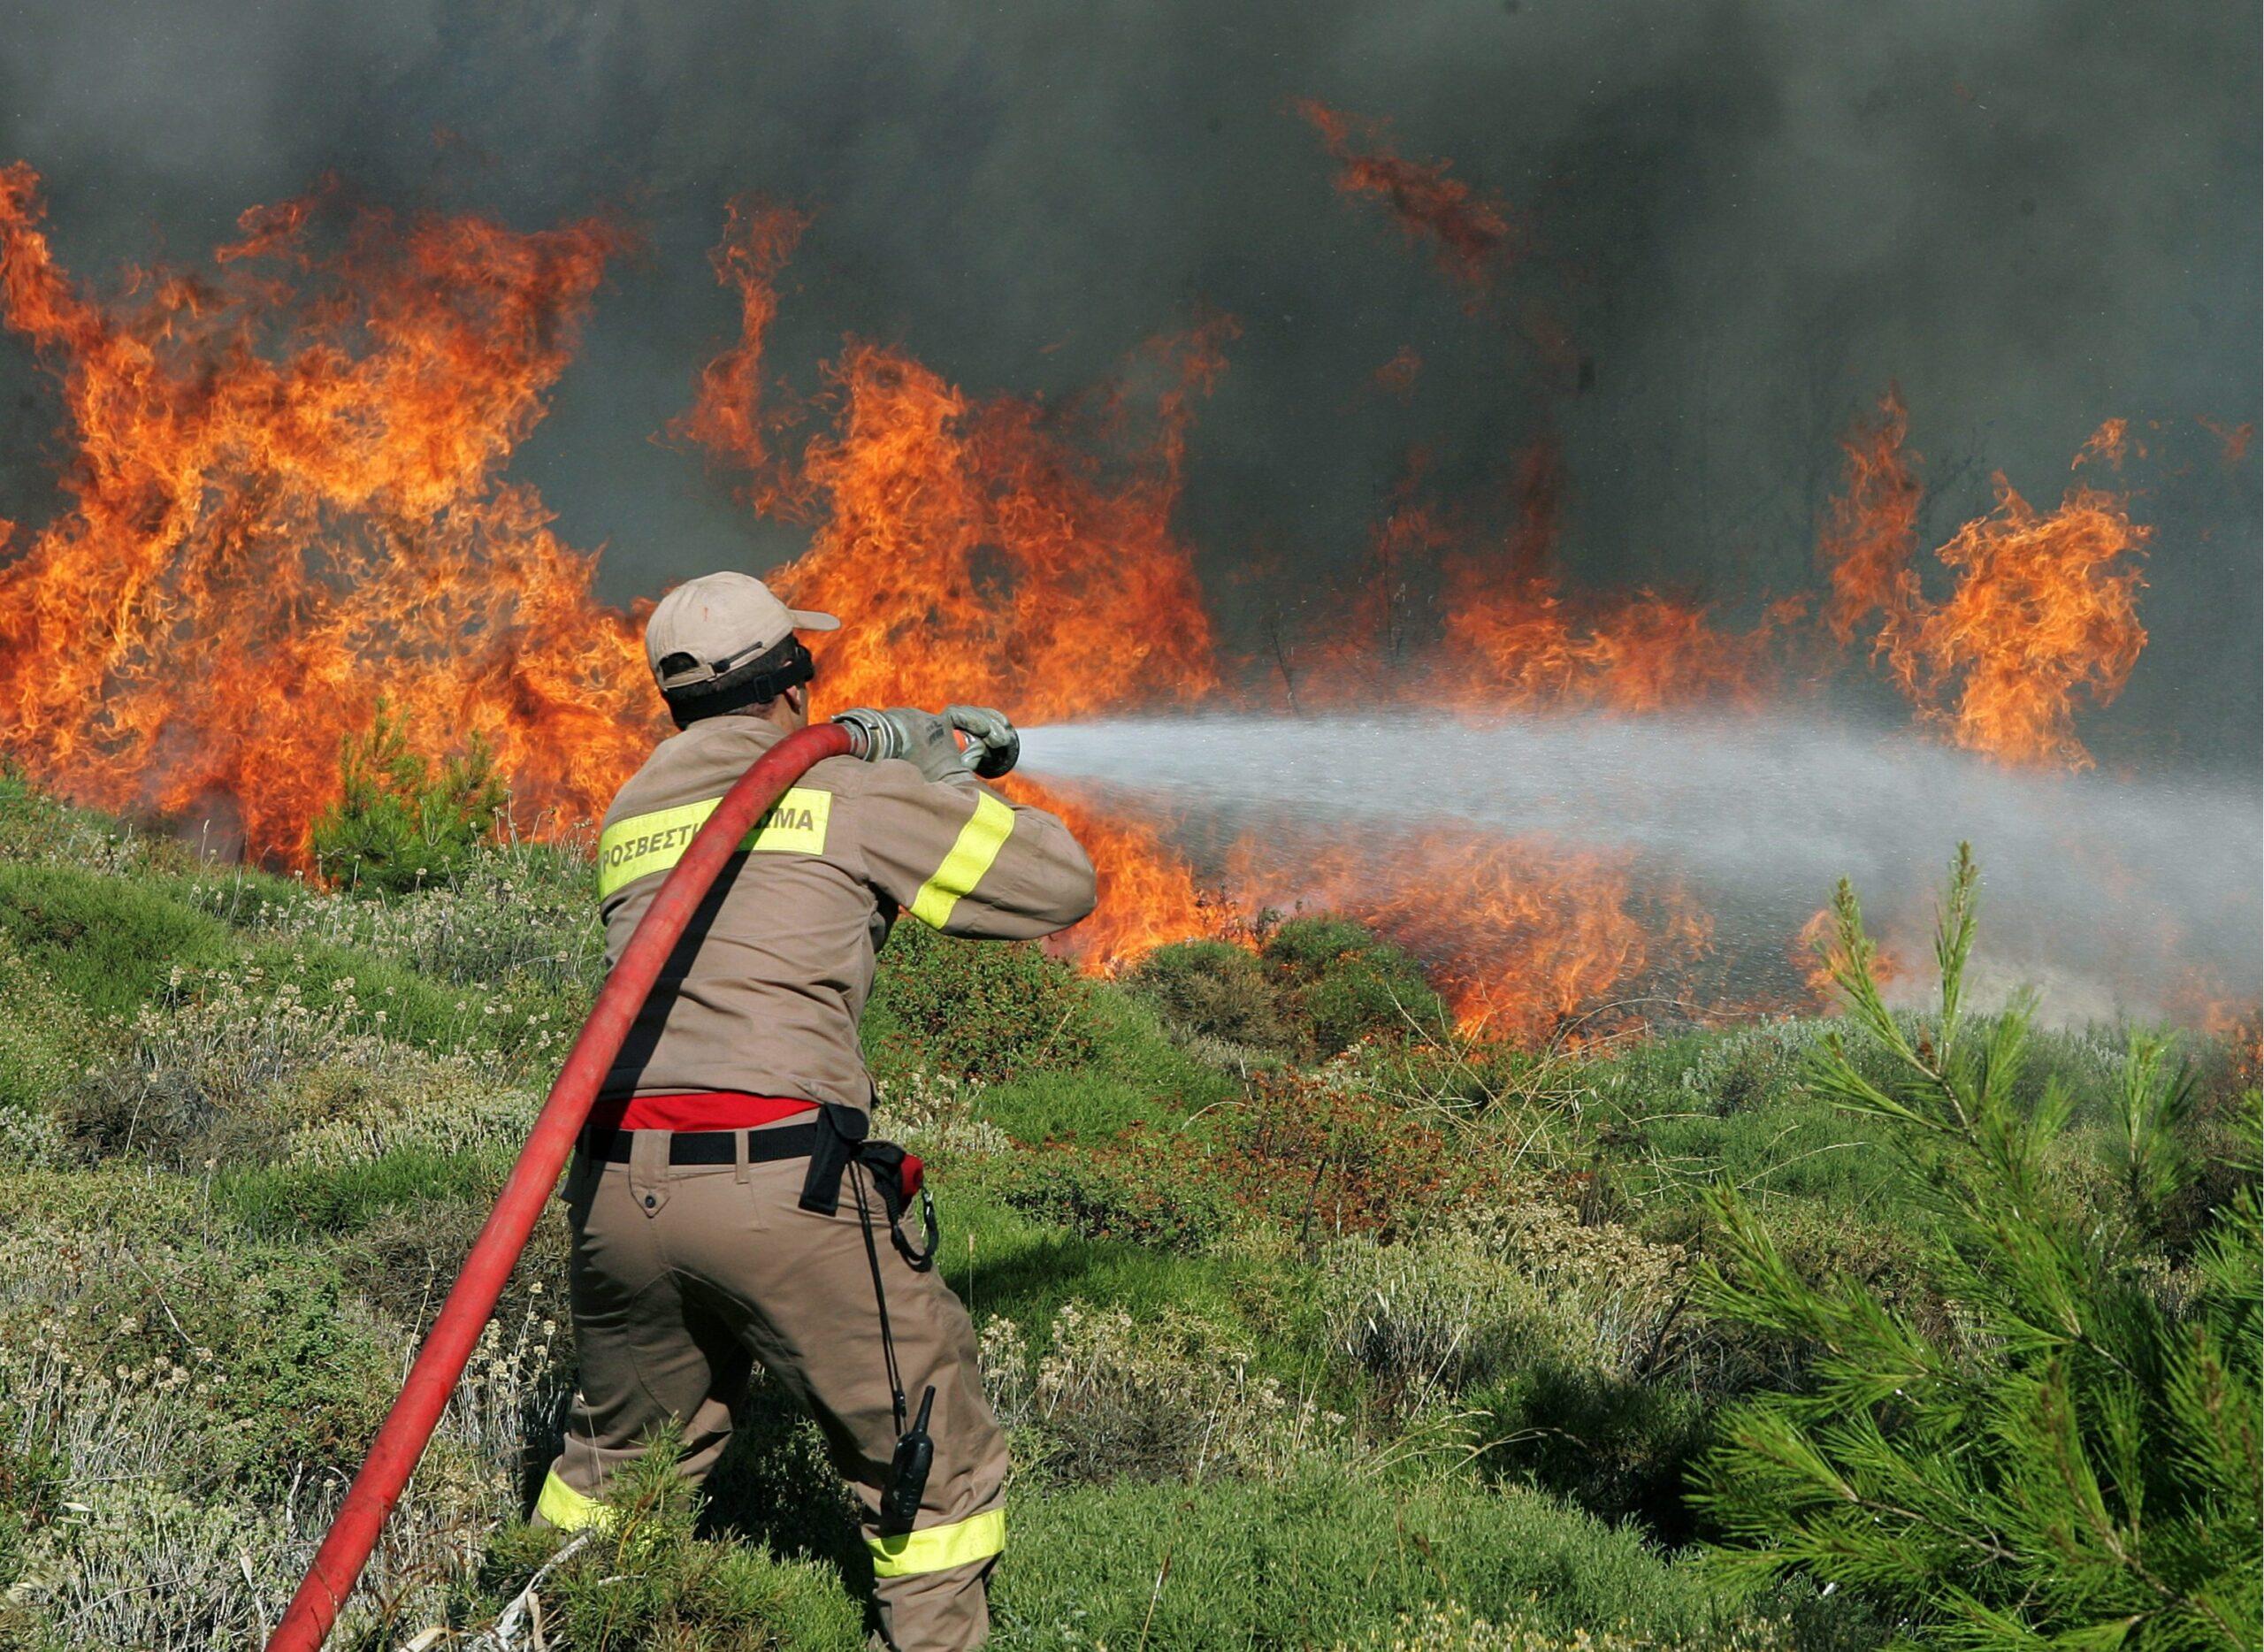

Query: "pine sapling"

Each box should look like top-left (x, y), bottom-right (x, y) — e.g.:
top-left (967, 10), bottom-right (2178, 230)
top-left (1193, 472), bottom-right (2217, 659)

top-left (1694, 845), bottom-right (2261, 1649)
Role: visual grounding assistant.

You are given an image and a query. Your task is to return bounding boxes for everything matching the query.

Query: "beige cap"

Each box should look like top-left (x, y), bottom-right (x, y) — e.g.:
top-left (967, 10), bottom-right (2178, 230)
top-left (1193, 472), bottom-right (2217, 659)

top-left (645, 572), bottom-right (839, 695)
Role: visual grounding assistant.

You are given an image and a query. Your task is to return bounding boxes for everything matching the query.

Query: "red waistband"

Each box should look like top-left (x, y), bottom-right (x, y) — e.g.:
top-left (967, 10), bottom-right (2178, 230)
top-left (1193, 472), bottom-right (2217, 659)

top-left (586, 1091), bottom-right (819, 1134)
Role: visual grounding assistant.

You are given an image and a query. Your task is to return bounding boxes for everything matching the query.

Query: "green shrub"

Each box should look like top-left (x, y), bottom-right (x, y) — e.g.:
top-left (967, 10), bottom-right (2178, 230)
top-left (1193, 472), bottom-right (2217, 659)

top-left (1217, 1071), bottom-right (1486, 1242)
top-left (0, 763), bottom-right (189, 879)
top-left (1262, 917), bottom-right (1449, 1055)
top-left (0, 1438), bottom-right (63, 1587)
top-left (969, 983), bottom-right (1242, 1144)
top-left (983, 1299), bottom-right (1342, 1485)
top-left (995, 1466), bottom-right (1736, 1648)
top-left (1127, 939), bottom-right (1294, 1052)
top-left (0, 1228), bottom-right (400, 1497)
top-left (311, 700), bottom-right (509, 897)
top-left (1319, 1200), bottom-right (1711, 1531)
top-left (1471, 1363), bottom-right (1715, 1541)
top-left (1695, 848), bottom-right (2264, 1648)
top-left (868, 921), bottom-right (1098, 1084)
top-left (998, 1127), bottom-right (1233, 1251)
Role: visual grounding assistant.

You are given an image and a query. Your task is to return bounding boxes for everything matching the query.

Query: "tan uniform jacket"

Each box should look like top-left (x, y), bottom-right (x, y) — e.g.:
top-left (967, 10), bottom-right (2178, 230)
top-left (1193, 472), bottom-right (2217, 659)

top-left (594, 715), bottom-right (1096, 1109)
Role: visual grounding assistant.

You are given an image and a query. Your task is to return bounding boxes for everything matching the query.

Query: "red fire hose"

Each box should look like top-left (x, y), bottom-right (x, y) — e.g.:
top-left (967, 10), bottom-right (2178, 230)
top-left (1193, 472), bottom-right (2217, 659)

top-left (265, 723), bottom-right (856, 1652)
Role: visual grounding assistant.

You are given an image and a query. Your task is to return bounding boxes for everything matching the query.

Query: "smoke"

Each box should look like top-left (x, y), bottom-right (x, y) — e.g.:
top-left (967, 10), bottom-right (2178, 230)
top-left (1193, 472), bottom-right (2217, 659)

top-left (1022, 713), bottom-right (2264, 1022)
top-left (0, 0), bottom-right (2257, 764)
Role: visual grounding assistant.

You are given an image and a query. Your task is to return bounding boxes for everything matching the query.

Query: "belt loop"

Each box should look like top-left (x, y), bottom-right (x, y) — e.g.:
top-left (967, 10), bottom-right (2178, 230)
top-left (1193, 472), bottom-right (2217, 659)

top-left (628, 1128), bottom-right (671, 1218)
top-left (733, 1127), bottom-right (750, 1184)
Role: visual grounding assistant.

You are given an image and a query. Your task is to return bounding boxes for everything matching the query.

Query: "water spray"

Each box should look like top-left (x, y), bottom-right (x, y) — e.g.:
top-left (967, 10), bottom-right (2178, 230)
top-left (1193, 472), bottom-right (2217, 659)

top-left (1021, 712), bottom-right (2262, 1019)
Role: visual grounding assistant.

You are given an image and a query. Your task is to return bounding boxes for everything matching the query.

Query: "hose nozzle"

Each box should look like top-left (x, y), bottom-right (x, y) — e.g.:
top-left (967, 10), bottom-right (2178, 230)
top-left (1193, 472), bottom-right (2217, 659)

top-left (831, 707), bottom-right (1020, 778)
top-left (829, 707), bottom-right (891, 761)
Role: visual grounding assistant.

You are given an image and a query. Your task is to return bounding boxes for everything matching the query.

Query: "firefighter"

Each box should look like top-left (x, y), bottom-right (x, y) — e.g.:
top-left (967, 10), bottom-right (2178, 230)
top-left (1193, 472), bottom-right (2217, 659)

top-left (536, 571), bottom-right (1097, 1650)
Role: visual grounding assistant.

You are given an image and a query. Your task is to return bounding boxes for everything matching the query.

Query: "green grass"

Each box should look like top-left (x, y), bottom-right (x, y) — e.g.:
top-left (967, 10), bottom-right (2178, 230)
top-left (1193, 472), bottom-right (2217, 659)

top-left (208, 1147), bottom-right (511, 1235)
top-left (0, 781), bottom-right (2250, 1650)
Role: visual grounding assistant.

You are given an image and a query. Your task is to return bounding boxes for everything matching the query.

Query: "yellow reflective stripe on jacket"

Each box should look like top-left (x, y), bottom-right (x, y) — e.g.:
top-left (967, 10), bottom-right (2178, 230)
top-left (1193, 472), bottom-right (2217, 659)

top-left (596, 788), bottom-right (833, 899)
top-left (534, 1469), bottom-right (614, 1533)
top-left (867, 1507), bottom-right (1006, 1578)
top-left (908, 792), bottom-right (1016, 929)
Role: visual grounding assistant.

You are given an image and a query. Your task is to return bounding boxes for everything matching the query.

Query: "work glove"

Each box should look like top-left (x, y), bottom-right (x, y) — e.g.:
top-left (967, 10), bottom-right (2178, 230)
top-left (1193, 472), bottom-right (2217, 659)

top-left (832, 707), bottom-right (967, 783)
top-left (945, 705), bottom-right (1020, 778)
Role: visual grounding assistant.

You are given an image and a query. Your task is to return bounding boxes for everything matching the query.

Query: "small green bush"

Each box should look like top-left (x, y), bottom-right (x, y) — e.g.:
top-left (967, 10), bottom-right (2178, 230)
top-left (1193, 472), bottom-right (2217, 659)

top-left (0, 1228), bottom-right (400, 1497)
top-left (868, 921), bottom-right (1098, 1084)
top-left (311, 700), bottom-right (509, 897)
top-left (0, 862), bottom-right (241, 1019)
top-left (1262, 917), bottom-right (1449, 1055)
top-left (0, 936), bottom-right (99, 1115)
top-left (0, 1439), bottom-right (63, 1588)
top-left (999, 1127), bottom-right (1233, 1251)
top-left (1128, 939), bottom-right (1295, 1052)
top-left (984, 1298), bottom-right (1345, 1485)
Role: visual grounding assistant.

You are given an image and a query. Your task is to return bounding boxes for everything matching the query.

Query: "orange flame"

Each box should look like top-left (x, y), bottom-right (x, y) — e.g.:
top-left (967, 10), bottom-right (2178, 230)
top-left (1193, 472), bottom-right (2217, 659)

top-left (1818, 386), bottom-right (1923, 651)
top-left (1814, 402), bottom-right (2151, 769)
top-left (2073, 417), bottom-right (2132, 470)
top-left (0, 163), bottom-right (654, 863)
top-left (1793, 906), bottom-right (1902, 1009)
top-left (1891, 466), bottom-right (2148, 769)
top-left (1235, 827), bottom-right (1714, 1043)
top-left (673, 212), bottom-right (1237, 955)
top-left (0, 163), bottom-right (2202, 1047)
top-left (672, 196), bottom-right (809, 486)
top-left (1024, 783), bottom-right (1229, 966)
top-left (770, 325), bottom-right (1230, 722)
top-left (1296, 100), bottom-right (1512, 297)
top-left (1439, 440), bottom-right (1801, 711)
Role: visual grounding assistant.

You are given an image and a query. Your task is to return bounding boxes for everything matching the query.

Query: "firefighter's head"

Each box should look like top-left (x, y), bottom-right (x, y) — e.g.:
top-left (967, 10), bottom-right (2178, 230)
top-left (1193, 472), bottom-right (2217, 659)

top-left (645, 572), bottom-right (839, 733)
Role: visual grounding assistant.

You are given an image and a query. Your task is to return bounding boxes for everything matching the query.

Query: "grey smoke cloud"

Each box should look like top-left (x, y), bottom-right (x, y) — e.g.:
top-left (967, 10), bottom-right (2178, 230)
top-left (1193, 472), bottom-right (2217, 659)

top-left (1, 0), bottom-right (2256, 765)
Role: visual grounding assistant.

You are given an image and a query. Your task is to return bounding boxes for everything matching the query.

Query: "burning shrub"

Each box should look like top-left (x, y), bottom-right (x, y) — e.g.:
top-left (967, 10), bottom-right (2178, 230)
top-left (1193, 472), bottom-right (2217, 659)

top-left (1695, 848), bottom-right (2263, 1648)
top-left (868, 919), bottom-right (1098, 1084)
top-left (310, 701), bottom-right (509, 898)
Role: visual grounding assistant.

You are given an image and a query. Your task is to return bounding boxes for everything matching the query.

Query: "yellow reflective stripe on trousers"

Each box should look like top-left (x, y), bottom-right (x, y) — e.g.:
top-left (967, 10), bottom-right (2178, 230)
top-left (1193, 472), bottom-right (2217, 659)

top-left (596, 788), bottom-right (833, 899)
top-left (535, 1469), bottom-right (614, 1533)
top-left (908, 792), bottom-right (1015, 929)
top-left (867, 1507), bottom-right (1006, 1578)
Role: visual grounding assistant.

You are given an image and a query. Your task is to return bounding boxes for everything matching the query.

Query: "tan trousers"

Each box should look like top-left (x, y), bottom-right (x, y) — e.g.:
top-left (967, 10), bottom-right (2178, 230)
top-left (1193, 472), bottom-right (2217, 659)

top-left (536, 1128), bottom-right (1007, 1650)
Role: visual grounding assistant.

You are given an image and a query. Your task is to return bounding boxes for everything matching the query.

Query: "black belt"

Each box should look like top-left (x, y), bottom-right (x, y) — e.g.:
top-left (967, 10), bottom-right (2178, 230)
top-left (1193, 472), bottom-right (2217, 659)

top-left (580, 1120), bottom-right (820, 1167)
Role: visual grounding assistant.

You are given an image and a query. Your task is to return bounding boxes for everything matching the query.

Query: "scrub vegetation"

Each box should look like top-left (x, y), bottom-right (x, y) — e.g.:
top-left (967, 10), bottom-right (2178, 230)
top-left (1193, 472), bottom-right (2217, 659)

top-left (0, 765), bottom-right (2254, 1650)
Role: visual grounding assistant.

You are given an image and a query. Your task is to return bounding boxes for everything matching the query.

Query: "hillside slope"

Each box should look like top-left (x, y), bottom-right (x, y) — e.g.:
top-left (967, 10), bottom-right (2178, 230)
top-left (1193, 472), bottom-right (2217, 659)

top-left (0, 771), bottom-right (2252, 1651)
